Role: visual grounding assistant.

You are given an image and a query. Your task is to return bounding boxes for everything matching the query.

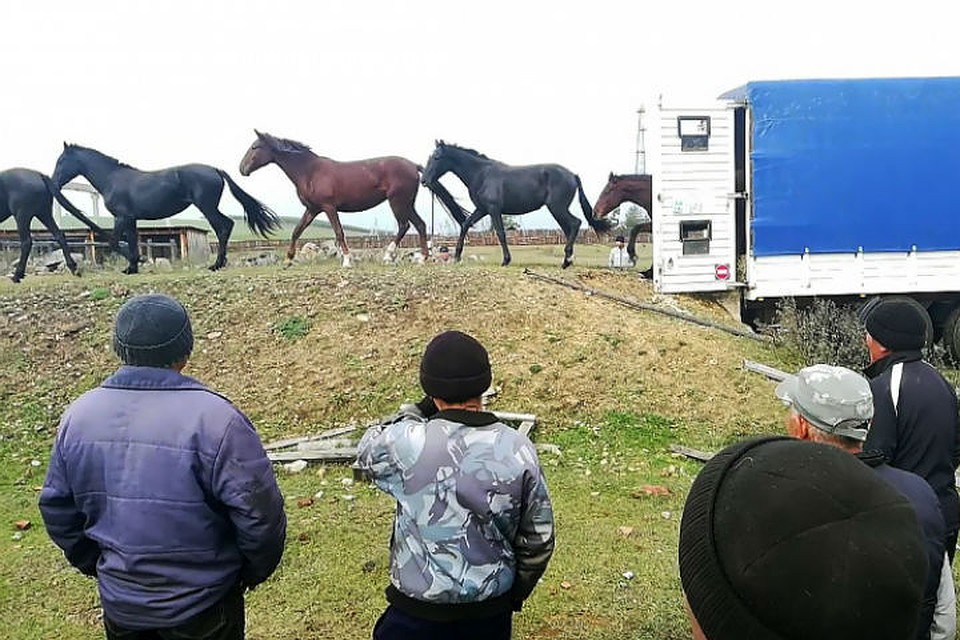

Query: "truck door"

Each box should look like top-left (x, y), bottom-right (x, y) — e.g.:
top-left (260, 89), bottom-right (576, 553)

top-left (653, 101), bottom-right (737, 294)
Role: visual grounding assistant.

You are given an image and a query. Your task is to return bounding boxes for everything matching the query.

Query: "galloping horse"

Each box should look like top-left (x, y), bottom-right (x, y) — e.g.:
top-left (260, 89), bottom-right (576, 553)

top-left (239, 131), bottom-right (466, 266)
top-left (420, 141), bottom-right (612, 268)
top-left (594, 173), bottom-right (653, 275)
top-left (0, 168), bottom-right (109, 282)
top-left (52, 144), bottom-right (280, 274)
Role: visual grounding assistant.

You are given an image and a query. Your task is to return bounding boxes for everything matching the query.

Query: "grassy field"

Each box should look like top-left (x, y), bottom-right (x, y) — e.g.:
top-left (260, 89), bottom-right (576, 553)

top-left (0, 250), bottom-right (857, 638)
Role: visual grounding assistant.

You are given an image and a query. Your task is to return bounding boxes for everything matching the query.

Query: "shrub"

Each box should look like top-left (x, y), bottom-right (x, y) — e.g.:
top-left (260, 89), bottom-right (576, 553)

top-left (773, 298), bottom-right (868, 370)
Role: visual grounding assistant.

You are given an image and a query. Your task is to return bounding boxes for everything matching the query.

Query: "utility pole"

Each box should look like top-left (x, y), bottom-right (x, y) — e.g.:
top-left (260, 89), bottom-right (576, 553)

top-left (634, 106), bottom-right (647, 174)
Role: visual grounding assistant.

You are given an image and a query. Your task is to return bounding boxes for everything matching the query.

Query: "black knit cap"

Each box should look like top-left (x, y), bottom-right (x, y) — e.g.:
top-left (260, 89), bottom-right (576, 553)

top-left (863, 298), bottom-right (928, 351)
top-left (112, 294), bottom-right (194, 367)
top-left (679, 436), bottom-right (926, 640)
top-left (419, 330), bottom-right (491, 403)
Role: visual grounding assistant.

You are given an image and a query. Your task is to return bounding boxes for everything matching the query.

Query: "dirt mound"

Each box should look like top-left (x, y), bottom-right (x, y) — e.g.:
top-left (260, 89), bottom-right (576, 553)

top-left (0, 263), bottom-right (782, 446)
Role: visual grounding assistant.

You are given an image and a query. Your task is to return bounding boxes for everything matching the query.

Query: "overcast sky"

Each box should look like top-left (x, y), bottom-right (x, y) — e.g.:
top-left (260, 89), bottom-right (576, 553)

top-left (3, 0), bottom-right (959, 231)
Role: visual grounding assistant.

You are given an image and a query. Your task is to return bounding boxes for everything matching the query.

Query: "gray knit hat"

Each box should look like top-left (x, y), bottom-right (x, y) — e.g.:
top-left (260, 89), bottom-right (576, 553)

top-left (113, 294), bottom-right (194, 367)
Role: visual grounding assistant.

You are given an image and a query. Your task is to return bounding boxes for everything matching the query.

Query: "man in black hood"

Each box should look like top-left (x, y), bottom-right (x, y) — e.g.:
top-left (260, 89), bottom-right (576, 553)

top-left (862, 298), bottom-right (960, 563)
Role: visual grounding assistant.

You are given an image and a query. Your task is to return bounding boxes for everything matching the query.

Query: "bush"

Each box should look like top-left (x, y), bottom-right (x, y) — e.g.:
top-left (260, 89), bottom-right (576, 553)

top-left (773, 298), bottom-right (868, 370)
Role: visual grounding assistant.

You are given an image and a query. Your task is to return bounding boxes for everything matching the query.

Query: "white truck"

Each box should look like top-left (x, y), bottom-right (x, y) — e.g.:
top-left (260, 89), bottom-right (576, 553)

top-left (649, 77), bottom-right (960, 355)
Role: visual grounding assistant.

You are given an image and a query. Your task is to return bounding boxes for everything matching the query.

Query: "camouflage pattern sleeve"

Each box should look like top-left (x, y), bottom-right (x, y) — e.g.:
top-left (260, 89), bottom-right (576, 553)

top-left (355, 415), bottom-right (427, 494)
top-left (510, 462), bottom-right (555, 604)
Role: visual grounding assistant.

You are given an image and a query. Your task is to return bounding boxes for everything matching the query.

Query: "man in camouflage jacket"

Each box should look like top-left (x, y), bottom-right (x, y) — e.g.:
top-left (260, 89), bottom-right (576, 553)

top-left (357, 330), bottom-right (555, 640)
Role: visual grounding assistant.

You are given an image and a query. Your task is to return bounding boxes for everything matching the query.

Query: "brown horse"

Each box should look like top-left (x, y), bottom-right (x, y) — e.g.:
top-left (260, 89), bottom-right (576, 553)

top-left (239, 131), bottom-right (466, 266)
top-left (595, 173), bottom-right (653, 273)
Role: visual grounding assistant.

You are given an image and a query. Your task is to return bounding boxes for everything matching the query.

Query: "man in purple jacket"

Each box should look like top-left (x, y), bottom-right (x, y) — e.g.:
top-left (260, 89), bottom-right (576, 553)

top-left (39, 293), bottom-right (286, 640)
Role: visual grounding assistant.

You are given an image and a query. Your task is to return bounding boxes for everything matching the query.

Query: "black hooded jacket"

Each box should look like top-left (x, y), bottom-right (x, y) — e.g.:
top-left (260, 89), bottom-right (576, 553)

top-left (864, 350), bottom-right (960, 532)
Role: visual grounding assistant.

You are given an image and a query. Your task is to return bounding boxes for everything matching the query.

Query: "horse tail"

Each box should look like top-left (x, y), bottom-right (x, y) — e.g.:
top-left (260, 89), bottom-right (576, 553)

top-left (419, 170), bottom-right (468, 227)
top-left (217, 170), bottom-right (281, 238)
top-left (575, 174), bottom-right (612, 234)
top-left (41, 175), bottom-right (110, 239)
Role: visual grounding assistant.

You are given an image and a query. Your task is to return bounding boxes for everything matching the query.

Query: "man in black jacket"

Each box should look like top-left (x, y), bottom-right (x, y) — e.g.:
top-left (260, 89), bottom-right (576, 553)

top-left (776, 363), bottom-right (948, 640)
top-left (863, 298), bottom-right (960, 562)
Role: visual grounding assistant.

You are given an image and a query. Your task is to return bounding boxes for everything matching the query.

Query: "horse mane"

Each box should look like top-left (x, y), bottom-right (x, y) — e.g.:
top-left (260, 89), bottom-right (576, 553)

top-left (438, 140), bottom-right (490, 160)
top-left (65, 143), bottom-right (136, 170)
top-left (266, 136), bottom-right (313, 155)
top-left (612, 173), bottom-right (652, 181)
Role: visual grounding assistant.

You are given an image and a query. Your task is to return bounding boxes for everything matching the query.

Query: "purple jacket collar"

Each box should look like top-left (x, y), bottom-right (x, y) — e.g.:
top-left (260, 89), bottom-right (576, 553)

top-left (102, 366), bottom-right (210, 392)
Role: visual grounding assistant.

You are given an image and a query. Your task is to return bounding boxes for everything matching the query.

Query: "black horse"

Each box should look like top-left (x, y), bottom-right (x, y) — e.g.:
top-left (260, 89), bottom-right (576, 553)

top-left (52, 144), bottom-right (280, 274)
top-left (0, 168), bottom-right (108, 282)
top-left (420, 141), bottom-right (611, 268)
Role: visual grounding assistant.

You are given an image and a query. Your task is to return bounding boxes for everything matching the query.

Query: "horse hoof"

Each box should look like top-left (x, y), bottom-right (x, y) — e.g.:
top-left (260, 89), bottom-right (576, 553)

top-left (283, 259), bottom-right (293, 269)
top-left (562, 259), bottom-right (573, 269)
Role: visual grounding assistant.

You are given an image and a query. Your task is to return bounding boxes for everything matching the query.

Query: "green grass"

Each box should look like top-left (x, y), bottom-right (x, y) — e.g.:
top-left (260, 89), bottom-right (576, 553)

top-left (274, 315), bottom-right (311, 341)
top-left (0, 259), bottom-right (778, 639)
top-left (0, 408), bottom-right (694, 639)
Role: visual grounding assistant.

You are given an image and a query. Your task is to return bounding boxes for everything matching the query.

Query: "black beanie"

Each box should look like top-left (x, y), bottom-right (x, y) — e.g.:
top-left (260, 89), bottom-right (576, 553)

top-left (863, 298), bottom-right (928, 351)
top-left (419, 331), bottom-right (491, 403)
top-left (113, 294), bottom-right (194, 367)
top-left (679, 436), bottom-right (926, 640)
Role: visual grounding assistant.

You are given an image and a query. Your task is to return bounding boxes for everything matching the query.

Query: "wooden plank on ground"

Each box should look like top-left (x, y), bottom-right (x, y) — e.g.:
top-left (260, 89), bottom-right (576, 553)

top-left (743, 359), bottom-right (791, 382)
top-left (263, 425), bottom-right (358, 451)
top-left (268, 448), bottom-right (357, 463)
top-left (670, 444), bottom-right (715, 462)
top-left (492, 411), bottom-right (537, 423)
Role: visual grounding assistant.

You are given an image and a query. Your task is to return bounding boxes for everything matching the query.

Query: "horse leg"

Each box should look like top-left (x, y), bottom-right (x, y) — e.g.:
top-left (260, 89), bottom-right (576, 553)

top-left (109, 216), bottom-right (133, 263)
top-left (488, 212), bottom-right (512, 267)
top-left (455, 209), bottom-right (487, 262)
top-left (323, 208), bottom-right (352, 268)
top-left (388, 196), bottom-right (428, 263)
top-left (11, 219), bottom-right (31, 283)
top-left (36, 209), bottom-right (80, 276)
top-left (384, 219), bottom-right (409, 263)
top-left (286, 208), bottom-right (319, 265)
top-left (119, 219), bottom-right (140, 275)
top-left (407, 209), bottom-right (429, 263)
top-left (547, 203), bottom-right (582, 269)
top-left (199, 206), bottom-right (234, 270)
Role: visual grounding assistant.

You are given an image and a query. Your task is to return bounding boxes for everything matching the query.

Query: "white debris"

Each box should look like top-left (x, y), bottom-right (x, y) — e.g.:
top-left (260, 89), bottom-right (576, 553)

top-left (283, 460), bottom-right (308, 474)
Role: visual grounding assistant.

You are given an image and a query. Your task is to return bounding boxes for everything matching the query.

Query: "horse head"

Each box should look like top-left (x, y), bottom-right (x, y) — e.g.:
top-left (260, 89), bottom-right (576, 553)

top-left (420, 141), bottom-right (452, 186)
top-left (52, 143), bottom-right (83, 187)
top-left (239, 130), bottom-right (277, 176)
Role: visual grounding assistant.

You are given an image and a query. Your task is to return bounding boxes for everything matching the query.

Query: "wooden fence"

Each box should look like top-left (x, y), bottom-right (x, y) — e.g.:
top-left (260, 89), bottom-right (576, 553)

top-left (223, 229), bottom-right (651, 253)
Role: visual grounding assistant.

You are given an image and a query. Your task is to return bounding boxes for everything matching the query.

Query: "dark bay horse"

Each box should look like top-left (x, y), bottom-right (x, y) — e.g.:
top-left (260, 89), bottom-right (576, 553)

top-left (595, 173), bottom-right (653, 274)
top-left (420, 141), bottom-right (612, 268)
top-left (52, 144), bottom-right (280, 274)
top-left (239, 131), bottom-right (466, 266)
top-left (0, 168), bottom-right (108, 282)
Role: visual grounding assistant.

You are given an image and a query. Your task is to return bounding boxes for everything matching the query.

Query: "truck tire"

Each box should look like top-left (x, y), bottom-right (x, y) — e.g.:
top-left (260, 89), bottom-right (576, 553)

top-left (861, 295), bottom-right (933, 348)
top-left (942, 305), bottom-right (960, 363)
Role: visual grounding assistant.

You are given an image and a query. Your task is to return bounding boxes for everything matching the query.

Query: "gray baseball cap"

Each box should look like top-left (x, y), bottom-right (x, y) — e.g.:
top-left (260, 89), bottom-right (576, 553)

top-left (774, 364), bottom-right (874, 441)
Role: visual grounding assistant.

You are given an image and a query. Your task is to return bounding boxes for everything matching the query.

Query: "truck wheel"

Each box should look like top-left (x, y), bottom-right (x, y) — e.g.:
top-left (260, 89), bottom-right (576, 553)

top-left (862, 295), bottom-right (933, 348)
top-left (942, 305), bottom-right (960, 363)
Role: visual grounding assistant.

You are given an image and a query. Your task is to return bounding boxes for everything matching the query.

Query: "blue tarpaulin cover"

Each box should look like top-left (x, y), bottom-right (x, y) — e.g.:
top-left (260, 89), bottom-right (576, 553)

top-left (732, 78), bottom-right (960, 256)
